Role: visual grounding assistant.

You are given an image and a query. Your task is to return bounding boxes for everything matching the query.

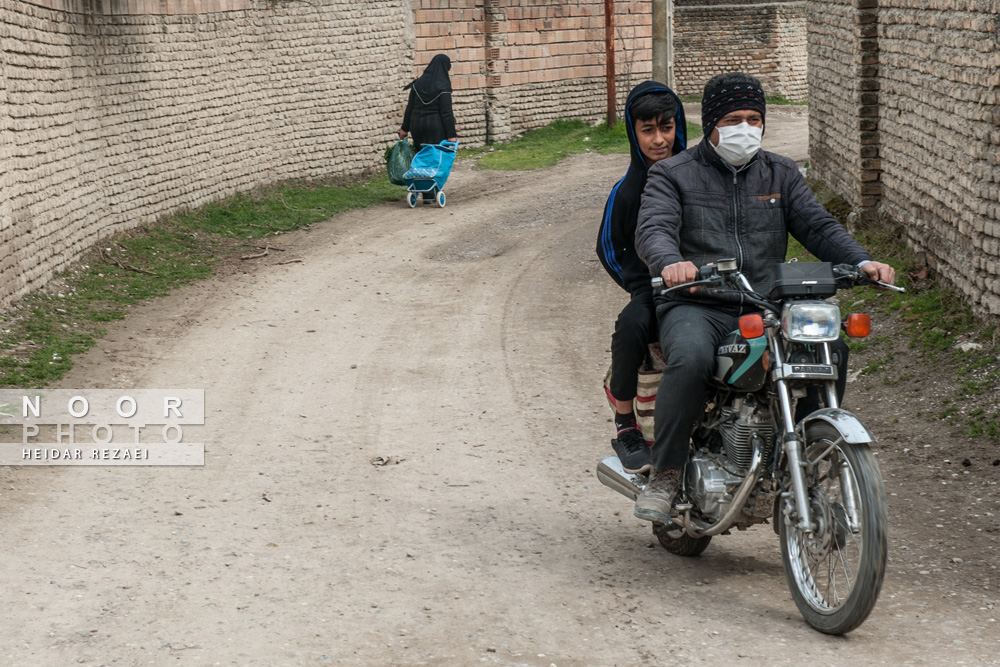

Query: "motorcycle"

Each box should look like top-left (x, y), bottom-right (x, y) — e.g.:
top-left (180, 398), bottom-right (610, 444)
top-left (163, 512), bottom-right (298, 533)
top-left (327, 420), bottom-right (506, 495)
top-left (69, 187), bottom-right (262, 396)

top-left (596, 258), bottom-right (903, 634)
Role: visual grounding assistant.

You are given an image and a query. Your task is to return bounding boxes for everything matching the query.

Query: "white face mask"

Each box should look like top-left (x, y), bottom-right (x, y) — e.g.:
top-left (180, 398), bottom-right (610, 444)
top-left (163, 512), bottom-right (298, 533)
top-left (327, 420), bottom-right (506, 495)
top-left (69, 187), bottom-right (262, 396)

top-left (712, 122), bottom-right (763, 167)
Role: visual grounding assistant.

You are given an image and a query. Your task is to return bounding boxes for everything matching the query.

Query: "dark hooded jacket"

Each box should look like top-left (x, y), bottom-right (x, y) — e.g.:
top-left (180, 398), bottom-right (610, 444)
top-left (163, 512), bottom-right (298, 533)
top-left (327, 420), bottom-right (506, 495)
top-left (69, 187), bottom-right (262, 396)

top-left (635, 139), bottom-right (872, 311)
top-left (401, 54), bottom-right (457, 148)
top-left (596, 82), bottom-right (687, 295)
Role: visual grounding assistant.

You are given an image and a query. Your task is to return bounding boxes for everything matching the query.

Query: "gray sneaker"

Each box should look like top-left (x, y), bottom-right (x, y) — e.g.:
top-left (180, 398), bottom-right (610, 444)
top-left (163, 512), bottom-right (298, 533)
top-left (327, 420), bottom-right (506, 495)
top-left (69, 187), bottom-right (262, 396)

top-left (634, 468), bottom-right (682, 523)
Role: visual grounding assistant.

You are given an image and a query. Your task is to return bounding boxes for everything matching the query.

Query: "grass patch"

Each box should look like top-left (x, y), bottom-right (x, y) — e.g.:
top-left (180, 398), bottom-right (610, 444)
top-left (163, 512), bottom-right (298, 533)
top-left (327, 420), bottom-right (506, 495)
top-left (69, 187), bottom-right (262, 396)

top-left (969, 419), bottom-right (1000, 439)
top-left (766, 95), bottom-right (808, 106)
top-left (0, 176), bottom-right (404, 387)
top-left (681, 95), bottom-right (807, 106)
top-left (461, 118), bottom-right (703, 171)
top-left (809, 179), bottom-right (1000, 442)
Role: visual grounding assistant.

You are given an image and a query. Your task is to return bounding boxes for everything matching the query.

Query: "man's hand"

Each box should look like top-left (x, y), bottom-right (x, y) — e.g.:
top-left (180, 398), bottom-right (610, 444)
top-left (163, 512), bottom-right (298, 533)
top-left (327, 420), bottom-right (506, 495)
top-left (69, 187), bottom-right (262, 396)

top-left (860, 261), bottom-right (896, 287)
top-left (661, 261), bottom-right (699, 288)
top-left (398, 129), bottom-right (407, 139)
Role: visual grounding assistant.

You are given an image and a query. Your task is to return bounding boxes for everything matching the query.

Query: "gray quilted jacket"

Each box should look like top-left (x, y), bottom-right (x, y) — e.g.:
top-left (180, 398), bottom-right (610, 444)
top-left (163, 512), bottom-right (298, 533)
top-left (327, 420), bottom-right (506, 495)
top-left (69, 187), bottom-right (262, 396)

top-left (635, 140), bottom-right (872, 309)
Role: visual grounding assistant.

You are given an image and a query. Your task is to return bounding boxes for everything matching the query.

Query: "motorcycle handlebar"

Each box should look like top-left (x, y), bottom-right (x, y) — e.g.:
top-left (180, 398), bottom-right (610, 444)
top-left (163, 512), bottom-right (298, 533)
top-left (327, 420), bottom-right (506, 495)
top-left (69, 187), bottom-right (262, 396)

top-left (833, 263), bottom-right (906, 293)
top-left (651, 261), bottom-right (906, 299)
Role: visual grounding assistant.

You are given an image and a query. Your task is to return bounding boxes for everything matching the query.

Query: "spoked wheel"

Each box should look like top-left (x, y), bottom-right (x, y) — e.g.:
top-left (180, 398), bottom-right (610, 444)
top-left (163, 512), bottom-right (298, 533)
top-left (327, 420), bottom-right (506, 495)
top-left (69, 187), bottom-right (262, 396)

top-left (407, 192), bottom-right (418, 208)
top-left (653, 522), bottom-right (711, 557)
top-left (779, 423), bottom-right (887, 634)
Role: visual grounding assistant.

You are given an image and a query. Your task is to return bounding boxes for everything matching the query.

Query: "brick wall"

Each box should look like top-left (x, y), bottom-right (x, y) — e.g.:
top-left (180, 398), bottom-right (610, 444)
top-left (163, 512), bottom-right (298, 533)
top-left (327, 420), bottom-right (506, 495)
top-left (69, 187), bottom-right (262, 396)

top-left (809, 0), bottom-right (1000, 321)
top-left (408, 0), bottom-right (652, 144)
top-left (673, 0), bottom-right (808, 100)
top-left (807, 0), bottom-right (879, 209)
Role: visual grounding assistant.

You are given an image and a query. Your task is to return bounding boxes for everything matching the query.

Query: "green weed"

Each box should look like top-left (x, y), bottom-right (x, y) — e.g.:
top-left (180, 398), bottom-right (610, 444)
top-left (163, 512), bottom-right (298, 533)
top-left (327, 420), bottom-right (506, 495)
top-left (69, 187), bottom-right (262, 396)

top-left (765, 95), bottom-right (808, 106)
top-left (937, 405), bottom-right (956, 420)
top-left (680, 94), bottom-right (806, 106)
top-left (461, 118), bottom-right (702, 171)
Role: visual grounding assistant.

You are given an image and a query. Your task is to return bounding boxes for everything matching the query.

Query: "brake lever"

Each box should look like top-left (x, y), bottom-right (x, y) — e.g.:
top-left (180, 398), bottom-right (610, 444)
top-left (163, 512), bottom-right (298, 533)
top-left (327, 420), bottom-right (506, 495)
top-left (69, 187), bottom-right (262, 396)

top-left (872, 280), bottom-right (906, 293)
top-left (651, 277), bottom-right (723, 296)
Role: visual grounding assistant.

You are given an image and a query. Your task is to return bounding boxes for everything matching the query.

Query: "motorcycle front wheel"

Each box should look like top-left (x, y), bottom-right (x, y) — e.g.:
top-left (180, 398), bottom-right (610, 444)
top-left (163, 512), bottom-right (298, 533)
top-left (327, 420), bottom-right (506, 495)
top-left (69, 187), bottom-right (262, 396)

top-left (779, 422), bottom-right (887, 635)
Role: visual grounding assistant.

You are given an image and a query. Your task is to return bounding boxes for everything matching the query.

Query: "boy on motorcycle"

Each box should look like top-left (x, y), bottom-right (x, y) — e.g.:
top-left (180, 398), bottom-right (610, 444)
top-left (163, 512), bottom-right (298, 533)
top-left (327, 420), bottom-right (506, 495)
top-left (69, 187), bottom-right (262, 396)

top-left (632, 72), bottom-right (895, 524)
top-left (596, 81), bottom-right (687, 474)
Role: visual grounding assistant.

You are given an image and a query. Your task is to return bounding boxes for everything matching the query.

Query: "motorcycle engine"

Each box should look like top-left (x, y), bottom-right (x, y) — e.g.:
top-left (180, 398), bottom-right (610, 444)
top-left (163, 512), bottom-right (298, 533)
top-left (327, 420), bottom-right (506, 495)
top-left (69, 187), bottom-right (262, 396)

top-left (717, 395), bottom-right (775, 469)
top-left (686, 395), bottom-right (776, 523)
top-left (686, 451), bottom-right (745, 523)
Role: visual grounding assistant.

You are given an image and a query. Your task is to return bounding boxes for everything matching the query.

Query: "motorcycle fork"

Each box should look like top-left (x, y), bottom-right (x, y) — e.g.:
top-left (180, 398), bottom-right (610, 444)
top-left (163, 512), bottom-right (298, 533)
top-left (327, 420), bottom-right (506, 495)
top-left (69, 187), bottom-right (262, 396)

top-left (772, 338), bottom-right (840, 535)
top-left (816, 344), bottom-right (864, 531)
top-left (777, 379), bottom-right (815, 534)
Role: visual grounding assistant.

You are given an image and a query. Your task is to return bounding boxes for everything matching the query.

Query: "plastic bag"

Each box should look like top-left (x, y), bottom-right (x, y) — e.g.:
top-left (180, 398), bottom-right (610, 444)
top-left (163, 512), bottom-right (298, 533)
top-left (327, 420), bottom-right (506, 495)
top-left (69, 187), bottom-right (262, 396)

top-left (386, 140), bottom-right (415, 186)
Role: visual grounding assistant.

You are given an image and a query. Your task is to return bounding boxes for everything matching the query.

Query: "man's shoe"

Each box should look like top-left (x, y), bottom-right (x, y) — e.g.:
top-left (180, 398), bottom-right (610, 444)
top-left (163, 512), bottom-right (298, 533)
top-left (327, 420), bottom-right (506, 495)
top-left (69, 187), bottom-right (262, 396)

top-left (634, 468), bottom-right (682, 523)
top-left (611, 428), bottom-right (652, 474)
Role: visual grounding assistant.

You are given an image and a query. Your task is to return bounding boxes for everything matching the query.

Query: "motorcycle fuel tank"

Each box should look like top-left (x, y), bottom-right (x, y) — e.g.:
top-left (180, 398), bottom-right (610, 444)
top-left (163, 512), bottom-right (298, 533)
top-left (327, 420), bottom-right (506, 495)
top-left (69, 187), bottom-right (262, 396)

top-left (714, 331), bottom-right (768, 391)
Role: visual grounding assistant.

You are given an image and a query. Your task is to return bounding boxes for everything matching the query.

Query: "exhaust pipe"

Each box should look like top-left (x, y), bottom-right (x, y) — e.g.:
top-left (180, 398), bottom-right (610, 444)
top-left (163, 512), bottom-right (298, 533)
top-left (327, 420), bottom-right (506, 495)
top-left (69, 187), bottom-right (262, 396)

top-left (596, 455), bottom-right (647, 501)
top-left (598, 445), bottom-right (765, 538)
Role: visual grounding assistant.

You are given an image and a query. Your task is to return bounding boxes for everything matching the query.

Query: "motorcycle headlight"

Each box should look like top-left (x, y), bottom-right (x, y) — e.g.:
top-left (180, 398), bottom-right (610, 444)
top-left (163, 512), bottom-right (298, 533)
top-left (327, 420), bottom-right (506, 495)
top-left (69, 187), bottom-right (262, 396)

top-left (782, 302), bottom-right (841, 342)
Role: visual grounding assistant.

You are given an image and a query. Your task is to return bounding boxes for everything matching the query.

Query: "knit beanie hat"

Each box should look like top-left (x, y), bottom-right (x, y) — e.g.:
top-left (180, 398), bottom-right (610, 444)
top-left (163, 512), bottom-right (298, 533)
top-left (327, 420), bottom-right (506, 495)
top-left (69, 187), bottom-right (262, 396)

top-left (701, 72), bottom-right (766, 139)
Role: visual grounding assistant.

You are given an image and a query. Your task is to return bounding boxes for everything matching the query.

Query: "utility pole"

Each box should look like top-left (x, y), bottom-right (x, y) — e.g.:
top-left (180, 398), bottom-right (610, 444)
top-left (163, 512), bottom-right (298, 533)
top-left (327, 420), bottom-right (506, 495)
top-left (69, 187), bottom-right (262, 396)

top-left (651, 0), bottom-right (674, 88)
top-left (605, 0), bottom-right (616, 126)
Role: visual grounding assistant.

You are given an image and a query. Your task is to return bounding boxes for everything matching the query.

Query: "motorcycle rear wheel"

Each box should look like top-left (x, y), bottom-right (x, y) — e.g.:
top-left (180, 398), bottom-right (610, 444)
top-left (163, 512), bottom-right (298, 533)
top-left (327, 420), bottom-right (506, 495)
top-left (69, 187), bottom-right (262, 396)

top-left (779, 423), bottom-right (887, 634)
top-left (653, 523), bottom-right (712, 557)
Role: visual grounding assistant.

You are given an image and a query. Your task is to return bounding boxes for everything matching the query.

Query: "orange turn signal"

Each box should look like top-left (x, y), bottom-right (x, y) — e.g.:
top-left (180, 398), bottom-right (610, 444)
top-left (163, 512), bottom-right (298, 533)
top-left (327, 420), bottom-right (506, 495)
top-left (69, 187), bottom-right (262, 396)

top-left (844, 313), bottom-right (871, 338)
top-left (739, 314), bottom-right (765, 339)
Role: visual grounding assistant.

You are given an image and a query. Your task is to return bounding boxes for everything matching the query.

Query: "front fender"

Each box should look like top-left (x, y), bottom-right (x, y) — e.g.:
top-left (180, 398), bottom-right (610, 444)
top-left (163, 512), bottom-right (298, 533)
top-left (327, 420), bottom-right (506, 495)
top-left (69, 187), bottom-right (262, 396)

top-left (799, 408), bottom-right (876, 444)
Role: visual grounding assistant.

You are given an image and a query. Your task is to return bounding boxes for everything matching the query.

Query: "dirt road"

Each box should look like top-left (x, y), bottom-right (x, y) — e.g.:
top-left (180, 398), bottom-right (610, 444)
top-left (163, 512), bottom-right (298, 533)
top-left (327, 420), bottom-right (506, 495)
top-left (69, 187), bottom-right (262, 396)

top-left (1, 111), bottom-right (997, 666)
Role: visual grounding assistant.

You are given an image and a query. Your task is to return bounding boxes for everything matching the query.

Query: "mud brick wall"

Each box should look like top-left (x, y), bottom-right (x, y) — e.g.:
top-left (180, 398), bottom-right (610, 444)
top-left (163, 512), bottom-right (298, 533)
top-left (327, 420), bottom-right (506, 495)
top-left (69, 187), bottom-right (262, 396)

top-left (408, 0), bottom-right (652, 145)
top-left (807, 0), bottom-right (878, 209)
top-left (673, 0), bottom-right (808, 101)
top-left (0, 0), bottom-right (411, 305)
top-left (809, 0), bottom-right (1000, 322)
top-left (878, 0), bottom-right (1000, 319)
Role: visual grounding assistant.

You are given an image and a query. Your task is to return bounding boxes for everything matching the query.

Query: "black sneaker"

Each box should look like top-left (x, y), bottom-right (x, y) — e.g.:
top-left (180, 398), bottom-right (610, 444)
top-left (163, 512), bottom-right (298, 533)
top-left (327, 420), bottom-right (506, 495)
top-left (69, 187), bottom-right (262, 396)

top-left (611, 428), bottom-right (652, 474)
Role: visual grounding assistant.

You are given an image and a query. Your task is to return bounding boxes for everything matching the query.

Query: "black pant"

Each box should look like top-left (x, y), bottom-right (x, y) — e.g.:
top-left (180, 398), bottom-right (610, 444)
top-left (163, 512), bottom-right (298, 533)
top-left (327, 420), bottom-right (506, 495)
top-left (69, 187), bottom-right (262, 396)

top-left (609, 289), bottom-right (657, 402)
top-left (651, 303), bottom-right (849, 472)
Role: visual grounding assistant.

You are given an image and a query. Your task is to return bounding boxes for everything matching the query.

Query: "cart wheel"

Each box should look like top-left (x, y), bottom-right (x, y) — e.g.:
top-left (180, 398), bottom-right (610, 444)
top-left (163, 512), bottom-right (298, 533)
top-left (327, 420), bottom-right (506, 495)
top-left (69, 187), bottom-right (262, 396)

top-left (437, 191), bottom-right (446, 207)
top-left (407, 192), bottom-right (417, 208)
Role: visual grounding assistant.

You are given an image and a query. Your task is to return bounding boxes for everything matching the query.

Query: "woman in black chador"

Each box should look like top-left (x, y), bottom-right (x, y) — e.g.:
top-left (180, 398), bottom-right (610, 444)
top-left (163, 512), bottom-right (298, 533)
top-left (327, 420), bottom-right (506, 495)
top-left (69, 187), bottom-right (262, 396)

top-left (398, 54), bottom-right (458, 150)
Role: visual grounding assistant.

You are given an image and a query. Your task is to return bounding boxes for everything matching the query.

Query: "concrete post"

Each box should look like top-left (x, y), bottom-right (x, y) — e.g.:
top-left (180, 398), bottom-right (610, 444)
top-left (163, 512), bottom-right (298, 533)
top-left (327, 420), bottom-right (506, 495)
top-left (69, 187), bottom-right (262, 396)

top-left (652, 0), bottom-right (674, 88)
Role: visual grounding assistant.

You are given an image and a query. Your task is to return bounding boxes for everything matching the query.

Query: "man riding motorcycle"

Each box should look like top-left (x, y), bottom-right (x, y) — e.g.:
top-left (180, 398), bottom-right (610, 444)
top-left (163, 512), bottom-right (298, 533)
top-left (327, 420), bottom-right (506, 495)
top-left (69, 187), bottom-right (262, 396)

top-left (633, 72), bottom-right (896, 524)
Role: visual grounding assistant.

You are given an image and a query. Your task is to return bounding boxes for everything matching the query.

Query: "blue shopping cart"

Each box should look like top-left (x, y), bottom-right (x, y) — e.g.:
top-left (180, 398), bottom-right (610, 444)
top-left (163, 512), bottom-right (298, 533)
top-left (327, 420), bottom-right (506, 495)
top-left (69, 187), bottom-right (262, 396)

top-left (402, 140), bottom-right (458, 208)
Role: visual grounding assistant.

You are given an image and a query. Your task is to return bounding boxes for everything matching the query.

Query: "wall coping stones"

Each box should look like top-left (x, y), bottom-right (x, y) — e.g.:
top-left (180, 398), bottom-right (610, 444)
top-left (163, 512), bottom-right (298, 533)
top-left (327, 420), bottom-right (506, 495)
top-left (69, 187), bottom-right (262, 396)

top-left (21, 0), bottom-right (251, 14)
